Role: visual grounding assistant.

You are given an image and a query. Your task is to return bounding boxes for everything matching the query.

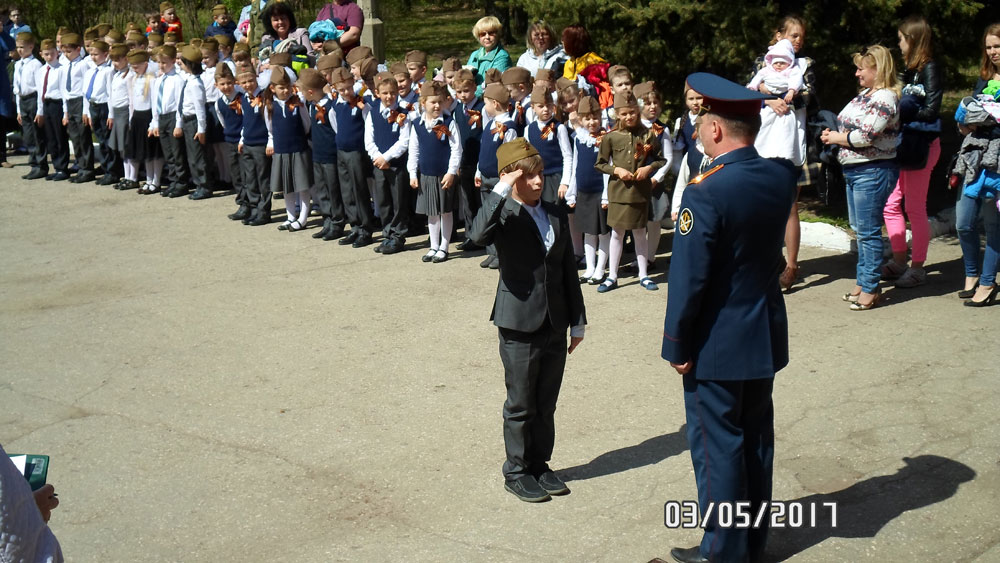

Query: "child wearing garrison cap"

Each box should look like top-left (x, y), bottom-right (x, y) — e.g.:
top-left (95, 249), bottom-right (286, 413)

top-left (106, 45), bottom-right (133, 188)
top-left (205, 4), bottom-right (236, 40)
top-left (200, 38), bottom-right (230, 188)
top-left (390, 62), bottom-right (418, 112)
top-left (404, 50), bottom-right (428, 86)
top-left (365, 72), bottom-right (413, 254)
top-left (465, 136), bottom-right (586, 504)
top-left (602, 65), bottom-right (633, 129)
top-left (299, 68), bottom-right (347, 240)
top-left (634, 81), bottom-right (674, 271)
top-left (408, 81), bottom-right (462, 263)
top-left (474, 82), bottom-right (518, 268)
top-left (331, 65), bottom-right (378, 246)
top-left (213, 64), bottom-right (246, 218)
top-left (82, 40), bottom-right (119, 185)
top-left (124, 49), bottom-right (165, 193)
top-left (235, 65), bottom-right (273, 225)
top-left (36, 38), bottom-right (70, 181)
top-left (526, 83), bottom-right (572, 206)
top-left (174, 44), bottom-right (215, 200)
top-left (594, 91), bottom-right (666, 293)
top-left (453, 69), bottom-right (485, 252)
top-left (160, 2), bottom-right (183, 42)
top-left (266, 69), bottom-right (313, 232)
top-left (502, 66), bottom-right (532, 135)
top-left (60, 33), bottom-right (97, 183)
top-left (149, 44), bottom-right (187, 196)
top-left (565, 96), bottom-right (611, 284)
top-left (14, 32), bottom-right (47, 178)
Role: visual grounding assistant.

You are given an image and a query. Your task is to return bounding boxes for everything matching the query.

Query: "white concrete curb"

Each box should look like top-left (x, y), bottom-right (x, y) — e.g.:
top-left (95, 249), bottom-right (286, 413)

top-left (800, 206), bottom-right (958, 255)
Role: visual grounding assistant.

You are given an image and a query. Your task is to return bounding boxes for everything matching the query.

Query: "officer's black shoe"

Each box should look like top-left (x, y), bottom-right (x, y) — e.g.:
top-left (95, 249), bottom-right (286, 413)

top-left (25, 169), bottom-right (48, 180)
top-left (381, 238), bottom-right (404, 255)
top-left (373, 239), bottom-right (387, 253)
top-left (167, 187), bottom-right (191, 198)
top-left (536, 471), bottom-right (569, 495)
top-left (189, 187), bottom-right (213, 200)
top-left (50, 172), bottom-right (70, 181)
top-left (338, 230), bottom-right (360, 245)
top-left (668, 546), bottom-right (709, 563)
top-left (504, 475), bottom-right (551, 503)
top-left (242, 212), bottom-right (256, 225)
top-left (72, 171), bottom-right (96, 183)
top-left (248, 214), bottom-right (271, 226)
top-left (312, 221), bottom-right (331, 239)
top-left (95, 174), bottom-right (118, 186)
top-left (456, 239), bottom-right (481, 251)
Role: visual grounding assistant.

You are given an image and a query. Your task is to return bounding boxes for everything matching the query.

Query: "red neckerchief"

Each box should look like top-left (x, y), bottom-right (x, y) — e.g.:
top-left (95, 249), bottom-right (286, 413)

top-left (466, 108), bottom-right (481, 127)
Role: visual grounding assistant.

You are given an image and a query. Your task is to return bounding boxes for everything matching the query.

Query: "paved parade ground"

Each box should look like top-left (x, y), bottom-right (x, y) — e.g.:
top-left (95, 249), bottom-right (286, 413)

top-left (1, 157), bottom-right (998, 562)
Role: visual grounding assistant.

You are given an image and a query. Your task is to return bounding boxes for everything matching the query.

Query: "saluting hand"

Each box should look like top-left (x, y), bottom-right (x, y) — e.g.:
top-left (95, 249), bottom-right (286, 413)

top-left (499, 168), bottom-right (523, 187)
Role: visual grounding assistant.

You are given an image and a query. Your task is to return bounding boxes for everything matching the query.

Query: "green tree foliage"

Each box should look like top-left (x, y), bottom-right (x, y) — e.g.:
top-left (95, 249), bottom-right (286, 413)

top-left (508, 0), bottom-right (987, 117)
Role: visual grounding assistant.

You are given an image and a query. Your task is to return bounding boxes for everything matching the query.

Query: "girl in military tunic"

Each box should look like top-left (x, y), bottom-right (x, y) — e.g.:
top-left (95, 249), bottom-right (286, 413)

top-left (594, 91), bottom-right (666, 292)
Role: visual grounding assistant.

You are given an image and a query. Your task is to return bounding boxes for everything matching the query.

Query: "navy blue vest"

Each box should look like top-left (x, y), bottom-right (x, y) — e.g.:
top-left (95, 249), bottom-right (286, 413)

top-left (681, 116), bottom-right (705, 173)
top-left (217, 93), bottom-right (243, 144)
top-left (526, 119), bottom-right (564, 176)
top-left (310, 98), bottom-right (337, 164)
top-left (239, 92), bottom-right (269, 147)
top-left (574, 137), bottom-right (603, 194)
top-left (414, 115), bottom-right (454, 177)
top-left (333, 97), bottom-right (365, 152)
top-left (370, 103), bottom-right (405, 165)
top-left (456, 98), bottom-right (484, 167)
top-left (271, 98), bottom-right (306, 154)
top-left (479, 116), bottom-right (512, 178)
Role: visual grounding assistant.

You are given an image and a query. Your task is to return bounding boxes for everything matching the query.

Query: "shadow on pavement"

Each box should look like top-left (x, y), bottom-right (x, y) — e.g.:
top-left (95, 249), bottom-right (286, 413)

top-left (559, 425), bottom-right (688, 482)
top-left (766, 454), bottom-right (976, 562)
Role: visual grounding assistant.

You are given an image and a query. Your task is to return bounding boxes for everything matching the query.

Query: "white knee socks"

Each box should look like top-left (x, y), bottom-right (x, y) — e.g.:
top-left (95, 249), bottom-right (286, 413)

top-left (438, 212), bottom-right (453, 256)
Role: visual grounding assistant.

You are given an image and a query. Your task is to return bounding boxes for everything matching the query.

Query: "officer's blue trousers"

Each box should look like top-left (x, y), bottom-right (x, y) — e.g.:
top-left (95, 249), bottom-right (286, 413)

top-left (683, 374), bottom-right (774, 563)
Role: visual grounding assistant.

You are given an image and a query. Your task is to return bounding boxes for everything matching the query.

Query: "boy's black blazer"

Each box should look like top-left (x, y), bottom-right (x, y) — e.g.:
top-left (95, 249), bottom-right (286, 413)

top-left (469, 190), bottom-right (587, 333)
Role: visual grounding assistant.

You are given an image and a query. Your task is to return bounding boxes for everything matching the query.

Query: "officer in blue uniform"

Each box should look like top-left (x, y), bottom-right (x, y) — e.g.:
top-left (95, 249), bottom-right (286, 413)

top-left (659, 73), bottom-right (798, 563)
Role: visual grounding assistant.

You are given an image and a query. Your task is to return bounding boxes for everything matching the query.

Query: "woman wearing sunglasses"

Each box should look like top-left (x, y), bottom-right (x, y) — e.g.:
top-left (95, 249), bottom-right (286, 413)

top-left (821, 45), bottom-right (901, 310)
top-left (466, 16), bottom-right (512, 97)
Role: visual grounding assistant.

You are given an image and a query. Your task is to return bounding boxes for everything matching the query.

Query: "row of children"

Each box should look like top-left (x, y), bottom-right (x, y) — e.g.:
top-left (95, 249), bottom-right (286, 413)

top-left (10, 23), bottom-right (710, 291)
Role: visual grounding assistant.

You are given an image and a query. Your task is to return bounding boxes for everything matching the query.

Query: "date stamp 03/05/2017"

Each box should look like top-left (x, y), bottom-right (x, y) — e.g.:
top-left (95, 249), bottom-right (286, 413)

top-left (663, 501), bottom-right (839, 529)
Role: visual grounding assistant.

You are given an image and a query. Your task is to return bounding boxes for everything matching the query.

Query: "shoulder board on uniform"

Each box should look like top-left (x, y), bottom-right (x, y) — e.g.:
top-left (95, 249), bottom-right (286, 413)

top-left (688, 163), bottom-right (724, 186)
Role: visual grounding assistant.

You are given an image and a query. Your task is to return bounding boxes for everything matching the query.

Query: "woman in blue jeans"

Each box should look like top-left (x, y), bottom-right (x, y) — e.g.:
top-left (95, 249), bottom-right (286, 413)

top-left (954, 24), bottom-right (1000, 307)
top-left (822, 45), bottom-right (900, 310)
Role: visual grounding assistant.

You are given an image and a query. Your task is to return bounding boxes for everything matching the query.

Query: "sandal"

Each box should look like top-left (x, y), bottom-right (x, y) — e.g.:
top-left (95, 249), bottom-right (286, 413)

top-left (639, 277), bottom-right (659, 291)
top-left (587, 275), bottom-right (605, 285)
top-left (277, 220), bottom-right (292, 231)
top-left (288, 220), bottom-right (304, 232)
top-left (849, 289), bottom-right (882, 311)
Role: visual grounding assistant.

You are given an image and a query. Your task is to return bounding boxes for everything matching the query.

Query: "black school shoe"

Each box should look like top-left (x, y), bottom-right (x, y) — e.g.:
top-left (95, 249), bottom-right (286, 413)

top-left (381, 238), bottom-right (405, 255)
top-left (228, 205), bottom-right (251, 221)
top-left (95, 174), bottom-right (119, 186)
top-left (312, 221), bottom-right (331, 239)
top-left (323, 227), bottom-right (345, 241)
top-left (536, 471), bottom-right (569, 495)
top-left (338, 230), bottom-right (360, 245)
top-left (189, 187), bottom-right (213, 200)
top-left (504, 475), bottom-right (551, 503)
top-left (352, 232), bottom-right (373, 248)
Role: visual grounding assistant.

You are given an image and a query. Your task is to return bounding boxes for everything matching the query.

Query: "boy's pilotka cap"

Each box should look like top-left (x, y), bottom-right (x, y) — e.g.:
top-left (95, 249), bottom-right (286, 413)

top-left (181, 45), bottom-right (201, 63)
top-left (344, 45), bottom-right (372, 65)
top-left (159, 44), bottom-right (177, 59)
top-left (297, 68), bottom-right (326, 90)
top-left (270, 67), bottom-right (291, 85)
top-left (144, 32), bottom-right (161, 43)
top-left (61, 33), bottom-right (81, 47)
top-left (357, 57), bottom-right (377, 79)
top-left (164, 32), bottom-right (178, 42)
top-left (530, 84), bottom-right (549, 104)
top-left (91, 40), bottom-right (110, 52)
top-left (577, 96), bottom-right (601, 116)
top-left (454, 69), bottom-right (474, 84)
top-left (535, 68), bottom-right (555, 83)
top-left (686, 72), bottom-right (771, 118)
top-left (632, 81), bottom-right (657, 100)
top-left (127, 48), bottom-right (149, 63)
top-left (316, 52), bottom-right (342, 71)
top-left (109, 44), bottom-right (128, 58)
top-left (483, 67), bottom-right (501, 85)
top-left (440, 57), bottom-right (460, 72)
top-left (201, 38), bottom-right (219, 52)
top-left (483, 82), bottom-right (509, 104)
top-left (613, 91), bottom-right (638, 109)
top-left (269, 51), bottom-right (291, 68)
top-left (212, 4), bottom-right (228, 16)
top-left (389, 61), bottom-right (408, 76)
top-left (40, 38), bottom-right (56, 50)
top-left (106, 30), bottom-right (124, 42)
top-left (555, 77), bottom-right (575, 92)
top-left (501, 67), bottom-right (530, 86)
top-left (215, 63), bottom-right (235, 80)
top-left (496, 138), bottom-right (539, 172)
top-left (375, 70), bottom-right (395, 85)
top-left (329, 66), bottom-right (353, 85)
top-left (189, 38), bottom-right (203, 48)
top-left (83, 27), bottom-right (98, 41)
top-left (15, 32), bottom-right (34, 45)
top-left (97, 23), bottom-right (113, 36)
top-left (404, 49), bottom-right (427, 66)
top-left (216, 35), bottom-right (234, 47)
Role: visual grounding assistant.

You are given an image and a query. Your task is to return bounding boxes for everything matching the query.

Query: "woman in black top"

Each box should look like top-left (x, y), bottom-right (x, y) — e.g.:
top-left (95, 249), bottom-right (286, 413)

top-left (881, 15), bottom-right (943, 289)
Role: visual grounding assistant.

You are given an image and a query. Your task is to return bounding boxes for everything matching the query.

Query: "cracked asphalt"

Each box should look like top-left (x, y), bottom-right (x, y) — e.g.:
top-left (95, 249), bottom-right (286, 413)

top-left (1, 158), bottom-right (997, 562)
